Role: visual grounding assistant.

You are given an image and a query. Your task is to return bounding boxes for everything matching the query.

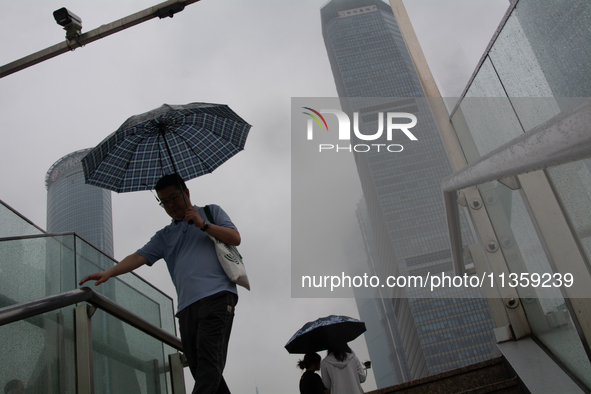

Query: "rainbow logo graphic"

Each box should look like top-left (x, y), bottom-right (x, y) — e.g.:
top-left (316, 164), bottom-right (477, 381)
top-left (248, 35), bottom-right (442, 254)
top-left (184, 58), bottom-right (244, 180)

top-left (302, 107), bottom-right (328, 131)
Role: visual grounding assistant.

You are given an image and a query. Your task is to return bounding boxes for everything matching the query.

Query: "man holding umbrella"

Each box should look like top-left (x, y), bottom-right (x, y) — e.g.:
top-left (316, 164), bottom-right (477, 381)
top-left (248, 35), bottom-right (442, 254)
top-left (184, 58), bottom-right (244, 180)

top-left (79, 173), bottom-right (241, 394)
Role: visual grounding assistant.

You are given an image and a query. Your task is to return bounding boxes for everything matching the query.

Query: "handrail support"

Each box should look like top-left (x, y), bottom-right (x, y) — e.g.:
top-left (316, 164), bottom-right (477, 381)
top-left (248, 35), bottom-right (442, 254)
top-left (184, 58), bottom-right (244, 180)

top-left (75, 304), bottom-right (94, 394)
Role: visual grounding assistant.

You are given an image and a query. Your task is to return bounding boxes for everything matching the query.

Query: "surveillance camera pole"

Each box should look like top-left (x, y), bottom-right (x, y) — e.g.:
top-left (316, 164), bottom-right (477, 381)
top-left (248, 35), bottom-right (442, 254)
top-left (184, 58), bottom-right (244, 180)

top-left (0, 0), bottom-right (200, 79)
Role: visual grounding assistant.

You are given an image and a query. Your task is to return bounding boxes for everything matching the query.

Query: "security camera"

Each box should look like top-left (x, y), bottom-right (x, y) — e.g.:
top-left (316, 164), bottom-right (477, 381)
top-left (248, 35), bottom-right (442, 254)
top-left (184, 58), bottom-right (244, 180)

top-left (53, 7), bottom-right (82, 40)
top-left (156, 3), bottom-right (185, 18)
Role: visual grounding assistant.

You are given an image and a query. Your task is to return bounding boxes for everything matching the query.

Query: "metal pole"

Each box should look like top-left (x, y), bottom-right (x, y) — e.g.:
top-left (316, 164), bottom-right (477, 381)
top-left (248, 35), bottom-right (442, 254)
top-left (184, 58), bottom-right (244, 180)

top-left (0, 0), bottom-right (201, 79)
top-left (75, 304), bottom-right (95, 394)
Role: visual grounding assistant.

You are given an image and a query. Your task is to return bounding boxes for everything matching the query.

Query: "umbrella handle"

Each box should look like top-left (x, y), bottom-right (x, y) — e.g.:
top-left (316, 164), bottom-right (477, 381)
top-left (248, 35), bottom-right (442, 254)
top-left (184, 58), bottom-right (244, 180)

top-left (175, 176), bottom-right (194, 225)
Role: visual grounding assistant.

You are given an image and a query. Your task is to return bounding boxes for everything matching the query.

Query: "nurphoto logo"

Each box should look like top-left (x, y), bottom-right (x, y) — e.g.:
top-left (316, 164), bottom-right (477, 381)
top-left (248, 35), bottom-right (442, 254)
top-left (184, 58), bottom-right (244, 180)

top-left (302, 107), bottom-right (418, 153)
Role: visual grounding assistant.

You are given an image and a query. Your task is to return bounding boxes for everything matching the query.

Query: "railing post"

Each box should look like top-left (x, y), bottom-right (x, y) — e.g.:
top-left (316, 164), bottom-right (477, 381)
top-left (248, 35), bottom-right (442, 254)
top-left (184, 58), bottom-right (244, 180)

top-left (75, 304), bottom-right (95, 394)
top-left (169, 352), bottom-right (187, 394)
top-left (145, 359), bottom-right (160, 394)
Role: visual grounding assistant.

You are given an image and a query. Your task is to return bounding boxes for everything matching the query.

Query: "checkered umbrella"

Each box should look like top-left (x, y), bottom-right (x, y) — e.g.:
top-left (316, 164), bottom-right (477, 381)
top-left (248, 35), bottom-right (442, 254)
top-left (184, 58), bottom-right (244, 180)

top-left (81, 102), bottom-right (251, 193)
top-left (285, 315), bottom-right (366, 354)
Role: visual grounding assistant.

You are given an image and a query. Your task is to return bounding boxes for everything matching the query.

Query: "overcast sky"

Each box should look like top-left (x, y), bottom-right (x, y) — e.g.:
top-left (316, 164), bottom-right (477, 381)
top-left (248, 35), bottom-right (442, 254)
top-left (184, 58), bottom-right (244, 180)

top-left (0, 0), bottom-right (509, 392)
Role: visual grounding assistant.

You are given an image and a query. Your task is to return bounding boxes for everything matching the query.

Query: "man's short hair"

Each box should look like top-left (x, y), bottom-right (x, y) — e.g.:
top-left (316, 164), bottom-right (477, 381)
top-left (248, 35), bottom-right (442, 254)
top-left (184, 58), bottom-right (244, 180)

top-left (155, 173), bottom-right (187, 192)
top-left (4, 379), bottom-right (24, 394)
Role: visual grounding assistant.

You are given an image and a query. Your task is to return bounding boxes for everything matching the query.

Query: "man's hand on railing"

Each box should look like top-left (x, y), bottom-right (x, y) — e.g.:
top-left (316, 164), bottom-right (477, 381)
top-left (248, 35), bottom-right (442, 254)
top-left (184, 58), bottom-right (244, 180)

top-left (79, 253), bottom-right (148, 286)
top-left (79, 271), bottom-right (112, 286)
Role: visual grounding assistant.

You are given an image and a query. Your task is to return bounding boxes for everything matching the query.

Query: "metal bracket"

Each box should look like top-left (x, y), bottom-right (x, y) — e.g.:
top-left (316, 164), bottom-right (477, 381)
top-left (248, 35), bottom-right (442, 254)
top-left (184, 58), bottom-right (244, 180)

top-left (86, 304), bottom-right (97, 318)
top-left (469, 198), bottom-right (483, 210)
top-left (485, 240), bottom-right (499, 253)
top-left (498, 175), bottom-right (521, 190)
top-left (504, 298), bottom-right (520, 309)
top-left (493, 325), bottom-right (515, 343)
top-left (457, 191), bottom-right (468, 207)
top-left (457, 187), bottom-right (531, 339)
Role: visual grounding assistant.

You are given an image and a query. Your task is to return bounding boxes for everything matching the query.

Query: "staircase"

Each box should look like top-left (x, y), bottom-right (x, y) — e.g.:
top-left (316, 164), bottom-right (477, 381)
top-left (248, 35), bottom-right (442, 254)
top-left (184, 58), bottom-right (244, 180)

top-left (366, 357), bottom-right (527, 394)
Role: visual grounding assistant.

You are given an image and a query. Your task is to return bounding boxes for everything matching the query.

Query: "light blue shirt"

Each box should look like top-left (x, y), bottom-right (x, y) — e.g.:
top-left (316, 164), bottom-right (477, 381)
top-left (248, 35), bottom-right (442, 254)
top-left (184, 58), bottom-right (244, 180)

top-left (136, 204), bottom-right (237, 314)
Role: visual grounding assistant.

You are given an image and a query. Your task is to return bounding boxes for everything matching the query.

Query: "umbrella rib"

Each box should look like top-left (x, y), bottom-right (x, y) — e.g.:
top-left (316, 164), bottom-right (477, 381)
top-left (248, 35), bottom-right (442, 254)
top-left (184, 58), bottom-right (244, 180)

top-left (161, 129), bottom-right (181, 175)
top-left (120, 150), bottom-right (136, 190)
top-left (157, 132), bottom-right (166, 178)
top-left (114, 134), bottom-right (143, 192)
top-left (174, 130), bottom-right (216, 174)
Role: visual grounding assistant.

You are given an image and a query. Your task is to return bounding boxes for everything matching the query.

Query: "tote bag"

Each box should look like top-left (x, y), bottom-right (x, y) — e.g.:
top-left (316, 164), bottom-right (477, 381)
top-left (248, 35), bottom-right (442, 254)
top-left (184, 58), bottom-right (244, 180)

top-left (204, 205), bottom-right (250, 290)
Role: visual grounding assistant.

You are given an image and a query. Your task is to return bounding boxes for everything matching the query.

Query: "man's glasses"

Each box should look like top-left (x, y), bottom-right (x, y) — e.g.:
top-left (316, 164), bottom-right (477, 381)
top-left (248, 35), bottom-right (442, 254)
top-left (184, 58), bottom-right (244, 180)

top-left (157, 192), bottom-right (183, 207)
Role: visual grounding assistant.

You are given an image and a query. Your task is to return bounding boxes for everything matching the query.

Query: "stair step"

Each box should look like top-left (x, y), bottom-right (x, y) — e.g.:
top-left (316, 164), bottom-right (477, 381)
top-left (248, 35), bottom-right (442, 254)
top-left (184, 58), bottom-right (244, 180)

top-left (367, 357), bottom-right (520, 394)
top-left (456, 377), bottom-right (523, 394)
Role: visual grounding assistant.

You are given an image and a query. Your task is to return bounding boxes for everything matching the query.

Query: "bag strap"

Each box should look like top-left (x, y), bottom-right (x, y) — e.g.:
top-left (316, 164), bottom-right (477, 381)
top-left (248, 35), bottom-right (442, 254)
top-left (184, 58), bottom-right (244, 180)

top-left (204, 205), bottom-right (243, 259)
top-left (204, 205), bottom-right (215, 225)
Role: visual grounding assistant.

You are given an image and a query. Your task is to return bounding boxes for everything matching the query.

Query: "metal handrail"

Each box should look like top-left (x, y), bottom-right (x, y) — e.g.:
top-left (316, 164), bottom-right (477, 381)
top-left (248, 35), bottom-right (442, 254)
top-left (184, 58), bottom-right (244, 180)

top-left (442, 99), bottom-right (591, 194)
top-left (442, 98), bottom-right (591, 276)
top-left (0, 231), bottom-right (176, 308)
top-left (0, 287), bottom-right (183, 351)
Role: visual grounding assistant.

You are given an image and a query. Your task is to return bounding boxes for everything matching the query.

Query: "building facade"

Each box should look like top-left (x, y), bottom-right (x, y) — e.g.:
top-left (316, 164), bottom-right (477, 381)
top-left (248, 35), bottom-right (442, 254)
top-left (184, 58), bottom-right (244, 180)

top-left (353, 200), bottom-right (410, 386)
top-left (45, 148), bottom-right (114, 257)
top-left (320, 0), bottom-right (497, 385)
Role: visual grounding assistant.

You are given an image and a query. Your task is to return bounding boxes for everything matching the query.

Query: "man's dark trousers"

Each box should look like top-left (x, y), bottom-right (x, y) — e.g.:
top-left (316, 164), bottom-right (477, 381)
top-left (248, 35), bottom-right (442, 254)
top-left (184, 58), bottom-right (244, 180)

top-left (178, 291), bottom-right (237, 394)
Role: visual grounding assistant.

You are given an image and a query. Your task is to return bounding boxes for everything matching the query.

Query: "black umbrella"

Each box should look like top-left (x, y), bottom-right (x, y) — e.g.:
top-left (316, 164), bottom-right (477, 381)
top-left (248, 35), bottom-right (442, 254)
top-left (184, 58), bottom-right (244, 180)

top-left (285, 315), bottom-right (366, 354)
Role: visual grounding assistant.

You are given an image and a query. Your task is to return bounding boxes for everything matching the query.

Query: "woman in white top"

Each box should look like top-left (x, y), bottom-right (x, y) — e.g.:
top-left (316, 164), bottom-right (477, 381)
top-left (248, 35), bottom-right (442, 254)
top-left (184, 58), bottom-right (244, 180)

top-left (321, 343), bottom-right (366, 394)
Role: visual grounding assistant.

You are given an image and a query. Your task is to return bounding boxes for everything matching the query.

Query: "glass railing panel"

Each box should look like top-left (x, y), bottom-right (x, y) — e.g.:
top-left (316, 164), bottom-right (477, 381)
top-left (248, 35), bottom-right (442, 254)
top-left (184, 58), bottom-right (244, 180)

top-left (449, 0), bottom-right (591, 386)
top-left (453, 96), bottom-right (523, 163)
top-left (521, 297), bottom-right (591, 389)
top-left (76, 255), bottom-right (162, 330)
top-left (76, 237), bottom-right (165, 333)
top-left (477, 180), bottom-right (591, 387)
top-left (0, 233), bottom-right (173, 332)
top-left (0, 306), bottom-right (76, 394)
top-left (546, 160), bottom-right (591, 272)
top-left (91, 309), bottom-right (171, 394)
top-left (0, 205), bottom-right (178, 393)
top-left (75, 237), bottom-right (175, 335)
top-left (0, 200), bottom-right (44, 238)
top-left (510, 0), bottom-right (591, 98)
top-left (0, 235), bottom-right (76, 307)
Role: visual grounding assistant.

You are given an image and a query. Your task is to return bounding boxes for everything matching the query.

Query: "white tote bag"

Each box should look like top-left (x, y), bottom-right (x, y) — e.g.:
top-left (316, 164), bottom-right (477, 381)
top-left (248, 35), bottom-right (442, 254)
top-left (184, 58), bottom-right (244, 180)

top-left (204, 206), bottom-right (250, 290)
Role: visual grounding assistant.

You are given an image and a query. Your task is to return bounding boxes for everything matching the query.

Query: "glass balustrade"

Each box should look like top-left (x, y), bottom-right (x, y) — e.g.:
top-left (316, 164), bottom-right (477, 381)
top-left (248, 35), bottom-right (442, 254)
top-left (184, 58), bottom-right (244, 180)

top-left (0, 200), bottom-right (178, 393)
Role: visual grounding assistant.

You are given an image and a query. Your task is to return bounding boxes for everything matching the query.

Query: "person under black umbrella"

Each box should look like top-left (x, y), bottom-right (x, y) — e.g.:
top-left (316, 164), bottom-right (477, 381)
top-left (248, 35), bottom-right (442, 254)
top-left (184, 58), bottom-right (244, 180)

top-left (79, 173), bottom-right (241, 394)
top-left (321, 341), bottom-right (367, 394)
top-left (297, 353), bottom-right (329, 394)
top-left (286, 316), bottom-right (369, 394)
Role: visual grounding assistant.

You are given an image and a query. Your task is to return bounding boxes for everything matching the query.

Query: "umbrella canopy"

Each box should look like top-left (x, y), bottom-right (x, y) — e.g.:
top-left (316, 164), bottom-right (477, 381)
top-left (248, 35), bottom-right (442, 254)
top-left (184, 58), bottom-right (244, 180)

top-left (81, 102), bottom-right (251, 193)
top-left (285, 315), bottom-right (366, 354)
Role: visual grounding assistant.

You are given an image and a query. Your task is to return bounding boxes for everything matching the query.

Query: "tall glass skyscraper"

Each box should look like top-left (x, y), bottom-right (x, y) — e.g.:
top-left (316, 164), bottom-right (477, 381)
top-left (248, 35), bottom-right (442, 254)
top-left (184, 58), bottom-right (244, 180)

top-left (46, 148), bottom-right (114, 257)
top-left (320, 0), bottom-right (496, 385)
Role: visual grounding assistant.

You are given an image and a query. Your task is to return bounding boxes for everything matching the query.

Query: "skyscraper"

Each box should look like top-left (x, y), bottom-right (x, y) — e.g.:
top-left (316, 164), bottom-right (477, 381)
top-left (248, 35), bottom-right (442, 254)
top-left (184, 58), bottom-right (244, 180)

top-left (46, 148), bottom-right (114, 257)
top-left (353, 199), bottom-right (411, 386)
top-left (320, 0), bottom-right (496, 385)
